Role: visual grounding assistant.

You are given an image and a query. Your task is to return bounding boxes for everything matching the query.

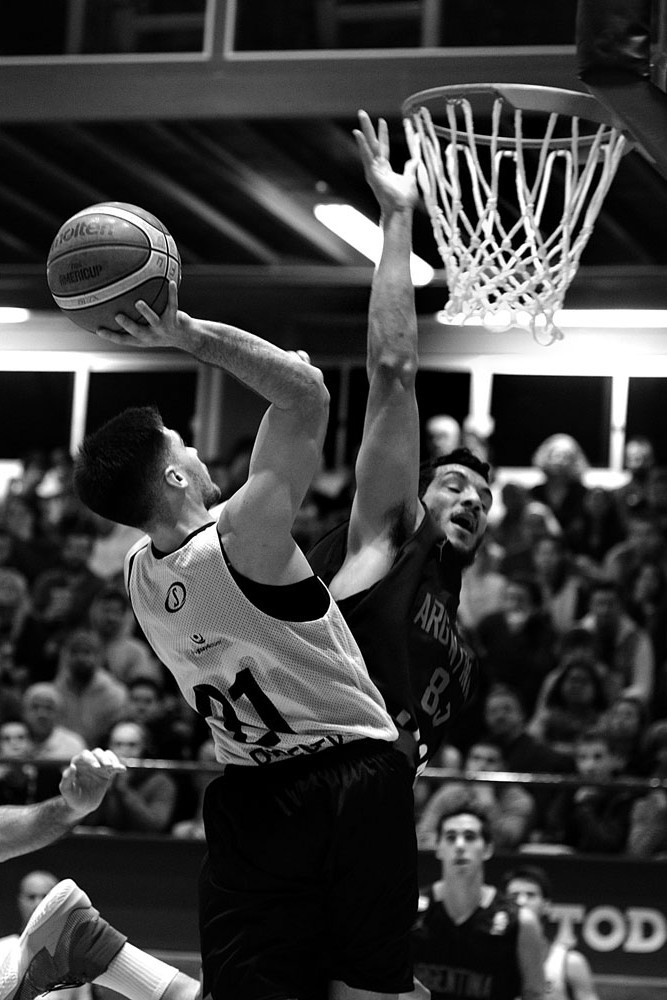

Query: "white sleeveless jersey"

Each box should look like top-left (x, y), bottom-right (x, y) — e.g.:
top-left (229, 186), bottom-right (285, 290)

top-left (125, 520), bottom-right (397, 766)
top-left (544, 942), bottom-right (571, 1000)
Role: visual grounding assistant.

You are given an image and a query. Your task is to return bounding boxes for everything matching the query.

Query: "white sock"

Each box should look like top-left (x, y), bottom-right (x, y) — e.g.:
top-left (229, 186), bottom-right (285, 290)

top-left (93, 943), bottom-right (179, 1000)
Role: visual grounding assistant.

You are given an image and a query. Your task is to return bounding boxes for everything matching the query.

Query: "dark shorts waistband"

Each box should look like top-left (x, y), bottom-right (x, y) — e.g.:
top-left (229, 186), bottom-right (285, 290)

top-left (220, 736), bottom-right (397, 785)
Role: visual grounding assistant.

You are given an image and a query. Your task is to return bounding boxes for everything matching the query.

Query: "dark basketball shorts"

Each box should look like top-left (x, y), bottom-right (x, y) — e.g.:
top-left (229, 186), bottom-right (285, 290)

top-left (199, 737), bottom-right (418, 1000)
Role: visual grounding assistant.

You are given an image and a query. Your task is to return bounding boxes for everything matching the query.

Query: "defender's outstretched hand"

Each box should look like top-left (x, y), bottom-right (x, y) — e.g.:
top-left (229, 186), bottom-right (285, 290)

top-left (95, 280), bottom-right (187, 347)
top-left (353, 110), bottom-right (419, 213)
top-left (59, 748), bottom-right (126, 819)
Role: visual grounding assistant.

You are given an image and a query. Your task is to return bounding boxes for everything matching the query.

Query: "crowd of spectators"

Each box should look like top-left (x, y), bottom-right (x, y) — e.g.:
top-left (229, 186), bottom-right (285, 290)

top-left (1, 426), bottom-right (667, 858)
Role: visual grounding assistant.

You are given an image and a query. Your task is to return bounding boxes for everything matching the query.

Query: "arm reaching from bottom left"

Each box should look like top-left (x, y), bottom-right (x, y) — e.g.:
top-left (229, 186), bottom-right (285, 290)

top-left (0, 748), bottom-right (124, 862)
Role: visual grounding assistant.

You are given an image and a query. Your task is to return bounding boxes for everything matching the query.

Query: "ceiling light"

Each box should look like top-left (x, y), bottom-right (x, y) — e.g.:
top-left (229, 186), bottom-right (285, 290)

top-left (0, 308), bottom-right (30, 323)
top-left (314, 203), bottom-right (434, 287)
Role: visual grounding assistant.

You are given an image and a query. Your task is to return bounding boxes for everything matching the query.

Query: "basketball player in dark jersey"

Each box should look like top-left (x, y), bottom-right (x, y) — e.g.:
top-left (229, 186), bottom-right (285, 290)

top-left (502, 866), bottom-right (600, 1000)
top-left (73, 288), bottom-right (417, 1000)
top-left (409, 794), bottom-right (545, 1000)
top-left (309, 112), bottom-right (493, 771)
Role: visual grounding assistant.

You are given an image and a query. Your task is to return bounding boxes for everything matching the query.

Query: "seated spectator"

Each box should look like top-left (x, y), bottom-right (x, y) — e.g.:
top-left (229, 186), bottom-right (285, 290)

top-left (540, 728), bottom-right (636, 853)
top-left (530, 534), bottom-right (590, 636)
top-left (416, 738), bottom-right (535, 851)
top-left (0, 869), bottom-right (59, 962)
top-left (627, 720), bottom-right (667, 858)
top-left (530, 434), bottom-right (591, 555)
top-left (0, 567), bottom-right (30, 643)
top-left (34, 447), bottom-right (87, 542)
top-left (21, 682), bottom-right (86, 761)
top-left (424, 413), bottom-right (461, 459)
top-left (30, 519), bottom-right (105, 629)
top-left (482, 684), bottom-right (573, 775)
top-left (600, 694), bottom-right (649, 776)
top-left (496, 497), bottom-right (563, 577)
top-left (481, 684), bottom-right (574, 832)
top-left (87, 584), bottom-right (162, 687)
top-left (0, 494), bottom-right (60, 582)
top-left (429, 742), bottom-right (463, 772)
top-left (0, 720), bottom-right (37, 806)
top-left (474, 572), bottom-right (559, 716)
top-left (126, 676), bottom-right (194, 762)
top-left (86, 510), bottom-right (144, 584)
top-left (580, 485), bottom-right (626, 565)
top-left (490, 480), bottom-right (531, 559)
top-left (625, 560), bottom-right (667, 632)
top-left (578, 579), bottom-right (655, 706)
top-left (461, 413), bottom-right (494, 465)
top-left (457, 539), bottom-right (507, 636)
top-left (528, 653), bottom-right (608, 757)
top-left (648, 588), bottom-right (667, 720)
top-left (0, 719), bottom-right (59, 804)
top-left (13, 571), bottom-right (78, 683)
top-left (612, 435), bottom-right (655, 531)
top-left (603, 510), bottom-right (667, 601)
top-left (172, 738), bottom-right (219, 841)
top-left (0, 639), bottom-right (26, 723)
top-left (80, 720), bottom-right (177, 834)
top-left (53, 626), bottom-right (128, 747)
top-left (4, 450), bottom-right (48, 503)
top-left (645, 464), bottom-right (667, 537)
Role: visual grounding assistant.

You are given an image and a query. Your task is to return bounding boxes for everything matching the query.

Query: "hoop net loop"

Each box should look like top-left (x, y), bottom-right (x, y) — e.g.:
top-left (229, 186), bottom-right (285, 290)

top-left (403, 85), bottom-right (629, 344)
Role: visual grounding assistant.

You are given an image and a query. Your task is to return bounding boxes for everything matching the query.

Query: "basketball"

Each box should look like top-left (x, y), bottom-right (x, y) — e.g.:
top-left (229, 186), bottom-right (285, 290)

top-left (46, 202), bottom-right (181, 334)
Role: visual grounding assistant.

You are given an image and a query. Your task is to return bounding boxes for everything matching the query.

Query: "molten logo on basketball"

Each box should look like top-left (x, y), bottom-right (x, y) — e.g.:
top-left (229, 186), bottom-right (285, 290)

top-left (50, 219), bottom-right (116, 251)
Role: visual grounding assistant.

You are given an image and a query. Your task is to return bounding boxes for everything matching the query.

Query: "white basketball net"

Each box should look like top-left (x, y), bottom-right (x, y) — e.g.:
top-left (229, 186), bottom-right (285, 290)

top-left (404, 95), bottom-right (628, 344)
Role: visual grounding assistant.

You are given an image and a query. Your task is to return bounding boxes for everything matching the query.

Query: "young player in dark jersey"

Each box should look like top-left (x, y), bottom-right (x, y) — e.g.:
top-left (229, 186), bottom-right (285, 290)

top-left (502, 866), bottom-right (599, 1000)
top-left (409, 793), bottom-right (545, 1000)
top-left (73, 288), bottom-right (417, 1000)
top-left (309, 113), bottom-right (493, 771)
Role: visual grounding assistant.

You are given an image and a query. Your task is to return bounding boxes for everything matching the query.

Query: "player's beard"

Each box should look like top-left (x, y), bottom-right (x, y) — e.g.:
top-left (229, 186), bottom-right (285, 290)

top-left (203, 481), bottom-right (222, 509)
top-left (191, 464), bottom-right (222, 510)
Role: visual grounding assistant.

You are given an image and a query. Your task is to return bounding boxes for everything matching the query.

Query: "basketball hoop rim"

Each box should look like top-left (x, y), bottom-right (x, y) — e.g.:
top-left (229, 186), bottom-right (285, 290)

top-left (402, 82), bottom-right (624, 149)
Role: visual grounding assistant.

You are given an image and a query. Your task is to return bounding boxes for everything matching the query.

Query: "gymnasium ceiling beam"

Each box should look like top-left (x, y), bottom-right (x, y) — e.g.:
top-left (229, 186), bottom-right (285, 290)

top-left (0, 49), bottom-right (581, 124)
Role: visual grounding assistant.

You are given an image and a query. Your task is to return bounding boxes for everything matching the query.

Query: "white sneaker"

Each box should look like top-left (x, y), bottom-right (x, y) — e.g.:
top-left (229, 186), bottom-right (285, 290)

top-left (0, 879), bottom-right (125, 1000)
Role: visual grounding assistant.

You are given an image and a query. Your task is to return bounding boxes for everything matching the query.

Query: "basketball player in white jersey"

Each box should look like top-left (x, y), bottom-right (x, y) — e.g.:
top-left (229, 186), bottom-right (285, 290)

top-left (503, 867), bottom-right (600, 1000)
top-left (73, 291), bottom-right (418, 1000)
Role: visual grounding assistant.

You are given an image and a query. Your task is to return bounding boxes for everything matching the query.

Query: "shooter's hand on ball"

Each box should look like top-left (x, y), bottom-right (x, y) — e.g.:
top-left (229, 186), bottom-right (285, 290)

top-left (95, 280), bottom-right (187, 348)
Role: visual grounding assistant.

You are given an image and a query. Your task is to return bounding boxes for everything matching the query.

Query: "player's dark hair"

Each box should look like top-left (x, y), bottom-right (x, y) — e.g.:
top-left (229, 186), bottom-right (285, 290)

top-left (436, 788), bottom-right (493, 843)
top-left (418, 447), bottom-right (491, 498)
top-left (74, 406), bottom-right (169, 529)
top-left (500, 865), bottom-right (552, 900)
